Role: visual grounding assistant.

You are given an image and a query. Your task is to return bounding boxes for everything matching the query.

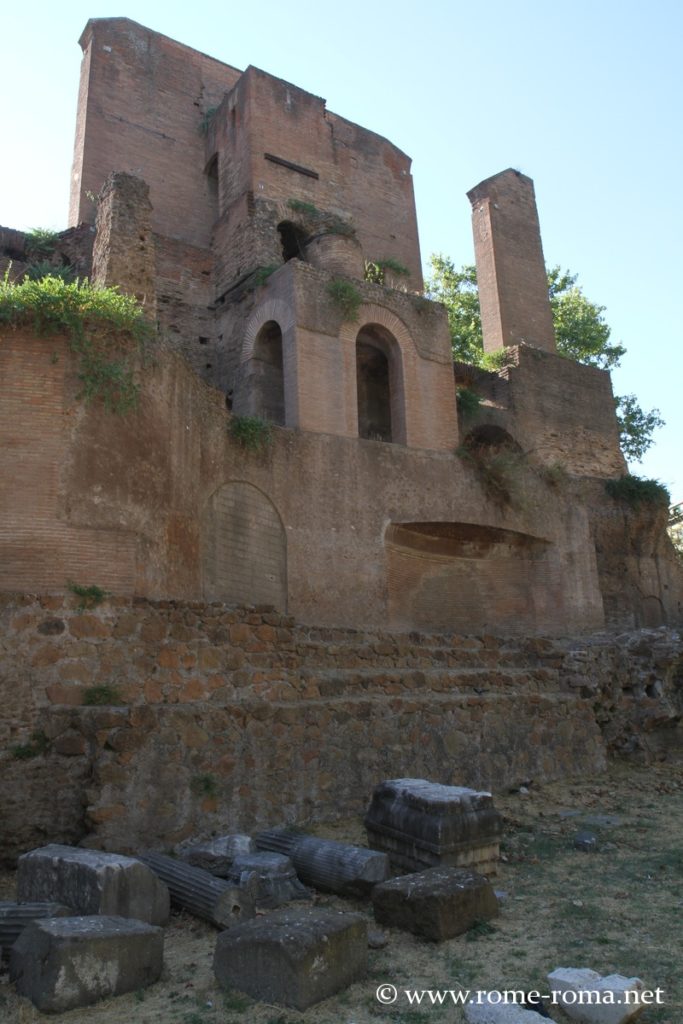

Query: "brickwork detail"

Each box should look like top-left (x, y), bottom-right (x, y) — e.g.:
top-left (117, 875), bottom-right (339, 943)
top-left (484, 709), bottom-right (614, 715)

top-left (468, 169), bottom-right (557, 353)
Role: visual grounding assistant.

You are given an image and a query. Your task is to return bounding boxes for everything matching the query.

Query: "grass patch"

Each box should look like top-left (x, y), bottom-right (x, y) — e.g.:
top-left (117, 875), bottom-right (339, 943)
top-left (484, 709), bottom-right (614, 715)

top-left (287, 199), bottom-right (355, 238)
top-left (364, 258), bottom-right (410, 284)
top-left (10, 730), bottom-right (50, 759)
top-left (606, 474), bottom-right (670, 507)
top-left (456, 386), bottom-right (482, 417)
top-left (457, 443), bottom-right (526, 507)
top-left (229, 415), bottom-right (273, 451)
top-left (327, 278), bottom-right (362, 321)
top-left (25, 227), bottom-right (58, 259)
top-left (480, 347), bottom-right (515, 371)
top-left (24, 260), bottom-right (75, 283)
top-left (465, 919), bottom-right (498, 942)
top-left (538, 461), bottom-right (569, 488)
top-left (198, 107), bottom-right (218, 135)
top-left (191, 773), bottom-right (217, 798)
top-left (252, 265), bottom-right (278, 287)
top-left (67, 581), bottom-right (110, 610)
top-left (83, 685), bottom-right (124, 706)
top-left (0, 274), bottom-right (153, 413)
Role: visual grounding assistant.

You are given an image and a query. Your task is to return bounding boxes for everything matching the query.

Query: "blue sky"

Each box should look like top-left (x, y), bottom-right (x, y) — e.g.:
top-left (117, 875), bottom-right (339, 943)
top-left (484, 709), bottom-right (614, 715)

top-left (2, 0), bottom-right (681, 502)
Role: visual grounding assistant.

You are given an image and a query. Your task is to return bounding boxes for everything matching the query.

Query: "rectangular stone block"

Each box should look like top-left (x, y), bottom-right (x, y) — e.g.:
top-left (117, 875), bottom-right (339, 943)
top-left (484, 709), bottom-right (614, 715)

top-left (372, 866), bottom-right (499, 941)
top-left (365, 778), bottom-right (502, 873)
top-left (10, 915), bottom-right (164, 1013)
top-left (213, 906), bottom-right (367, 1009)
top-left (17, 845), bottom-right (169, 925)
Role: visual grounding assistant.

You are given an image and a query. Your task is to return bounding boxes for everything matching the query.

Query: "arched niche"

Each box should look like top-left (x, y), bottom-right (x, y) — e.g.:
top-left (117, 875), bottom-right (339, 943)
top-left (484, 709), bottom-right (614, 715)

top-left (202, 482), bottom-right (287, 610)
top-left (355, 322), bottom-right (406, 444)
top-left (249, 320), bottom-right (285, 425)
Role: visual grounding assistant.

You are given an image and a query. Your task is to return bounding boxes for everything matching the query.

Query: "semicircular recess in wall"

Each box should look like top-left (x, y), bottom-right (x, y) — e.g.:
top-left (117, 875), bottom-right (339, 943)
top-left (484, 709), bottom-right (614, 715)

top-left (385, 521), bottom-right (556, 634)
top-left (202, 482), bottom-right (287, 610)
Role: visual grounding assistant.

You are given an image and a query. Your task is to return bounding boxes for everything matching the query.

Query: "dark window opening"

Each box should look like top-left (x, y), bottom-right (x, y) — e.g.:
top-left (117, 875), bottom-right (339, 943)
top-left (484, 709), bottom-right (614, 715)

top-left (199, 336), bottom-right (209, 345)
top-left (251, 320), bottom-right (285, 425)
top-left (356, 340), bottom-right (392, 442)
top-left (206, 155), bottom-right (218, 210)
top-left (277, 221), bottom-right (308, 263)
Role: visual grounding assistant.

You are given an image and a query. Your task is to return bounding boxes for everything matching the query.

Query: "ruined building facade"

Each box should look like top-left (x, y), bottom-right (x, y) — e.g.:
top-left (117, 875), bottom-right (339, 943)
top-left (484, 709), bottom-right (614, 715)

top-left (1, 16), bottom-right (681, 637)
top-left (2, 18), bottom-right (683, 857)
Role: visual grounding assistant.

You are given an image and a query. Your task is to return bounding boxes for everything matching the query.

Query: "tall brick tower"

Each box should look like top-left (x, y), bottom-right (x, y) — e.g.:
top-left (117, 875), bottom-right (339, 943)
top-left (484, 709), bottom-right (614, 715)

top-left (467, 169), bottom-right (556, 354)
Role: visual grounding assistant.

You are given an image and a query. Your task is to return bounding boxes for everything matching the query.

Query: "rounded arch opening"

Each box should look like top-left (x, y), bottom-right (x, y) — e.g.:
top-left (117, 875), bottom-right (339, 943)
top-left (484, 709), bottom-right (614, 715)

top-left (251, 320), bottom-right (285, 425)
top-left (355, 322), bottom-right (405, 444)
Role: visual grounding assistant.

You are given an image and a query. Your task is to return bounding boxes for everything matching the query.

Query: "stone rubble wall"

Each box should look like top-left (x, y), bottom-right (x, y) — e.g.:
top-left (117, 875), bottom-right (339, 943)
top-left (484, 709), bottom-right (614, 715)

top-left (1, 595), bottom-right (680, 862)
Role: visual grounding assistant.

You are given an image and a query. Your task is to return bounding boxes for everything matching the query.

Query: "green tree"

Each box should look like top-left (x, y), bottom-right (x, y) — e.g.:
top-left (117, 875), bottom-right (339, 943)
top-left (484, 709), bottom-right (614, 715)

top-left (426, 256), bottom-right (663, 462)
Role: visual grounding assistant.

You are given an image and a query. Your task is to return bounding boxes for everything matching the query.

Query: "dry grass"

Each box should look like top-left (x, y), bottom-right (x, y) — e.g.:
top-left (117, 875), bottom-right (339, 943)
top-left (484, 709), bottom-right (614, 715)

top-left (1, 760), bottom-right (682, 1023)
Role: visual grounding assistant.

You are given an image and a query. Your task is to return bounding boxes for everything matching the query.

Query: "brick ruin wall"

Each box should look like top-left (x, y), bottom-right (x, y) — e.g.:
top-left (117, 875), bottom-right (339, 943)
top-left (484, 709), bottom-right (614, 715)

top-left (2, 325), bottom-right (682, 633)
top-left (2, 594), bottom-right (681, 862)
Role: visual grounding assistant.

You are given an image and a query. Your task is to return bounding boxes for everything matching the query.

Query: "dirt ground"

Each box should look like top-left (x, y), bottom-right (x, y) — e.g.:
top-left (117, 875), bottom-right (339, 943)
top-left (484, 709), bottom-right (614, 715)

top-left (1, 759), bottom-right (681, 1023)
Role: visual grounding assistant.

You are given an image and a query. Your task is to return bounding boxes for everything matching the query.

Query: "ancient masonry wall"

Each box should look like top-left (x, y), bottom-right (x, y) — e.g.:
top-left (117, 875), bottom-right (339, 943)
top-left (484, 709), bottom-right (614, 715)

top-left (0, 598), bottom-right (679, 860)
top-left (2, 595), bottom-right (681, 861)
top-left (0, 326), bottom-right (614, 636)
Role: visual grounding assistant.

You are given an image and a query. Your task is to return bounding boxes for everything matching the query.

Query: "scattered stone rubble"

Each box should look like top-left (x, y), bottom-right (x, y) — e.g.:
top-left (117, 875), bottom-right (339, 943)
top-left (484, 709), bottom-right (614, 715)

top-left (3, 780), bottom-right (649, 1017)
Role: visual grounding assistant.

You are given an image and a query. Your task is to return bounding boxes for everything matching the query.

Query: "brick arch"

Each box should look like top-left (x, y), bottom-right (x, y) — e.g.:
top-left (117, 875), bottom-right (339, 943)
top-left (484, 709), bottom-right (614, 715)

top-left (338, 304), bottom-right (414, 354)
top-left (242, 300), bottom-right (295, 364)
top-left (342, 305), bottom-right (413, 446)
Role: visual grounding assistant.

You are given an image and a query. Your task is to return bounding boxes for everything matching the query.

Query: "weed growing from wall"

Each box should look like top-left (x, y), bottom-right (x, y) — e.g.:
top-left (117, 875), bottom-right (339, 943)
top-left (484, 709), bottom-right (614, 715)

top-left (198, 107), bottom-right (218, 135)
top-left (327, 279), bottom-right (362, 321)
top-left (229, 415), bottom-right (273, 451)
top-left (10, 731), bottom-right (50, 760)
top-left (191, 773), bottom-right (217, 798)
top-left (287, 199), bottom-right (355, 238)
top-left (456, 386), bottom-right (483, 417)
top-left (364, 258), bottom-right (409, 284)
top-left (538, 461), bottom-right (569, 489)
top-left (457, 443), bottom-right (526, 507)
top-left (67, 581), bottom-right (111, 610)
top-left (83, 685), bottom-right (124, 706)
top-left (480, 348), bottom-right (516, 371)
top-left (605, 474), bottom-right (670, 507)
top-left (251, 265), bottom-right (279, 287)
top-left (0, 273), bottom-right (153, 413)
top-left (24, 261), bottom-right (75, 283)
top-left (25, 228), bottom-right (59, 260)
